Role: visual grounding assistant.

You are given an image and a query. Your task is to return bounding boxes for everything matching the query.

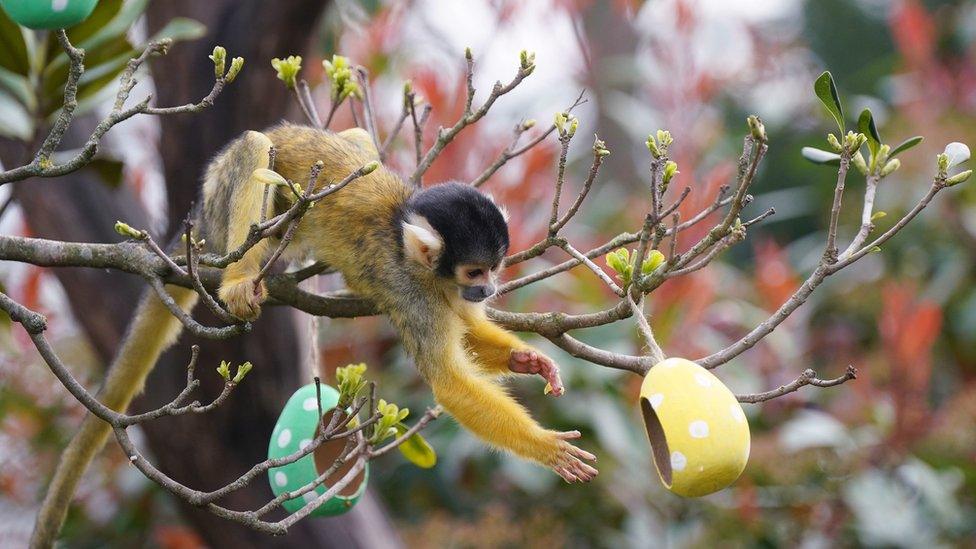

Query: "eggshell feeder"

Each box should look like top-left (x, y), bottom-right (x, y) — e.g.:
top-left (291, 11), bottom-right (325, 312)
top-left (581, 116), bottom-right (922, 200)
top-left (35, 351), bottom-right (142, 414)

top-left (267, 383), bottom-right (368, 516)
top-left (639, 357), bottom-right (750, 497)
top-left (0, 0), bottom-right (98, 30)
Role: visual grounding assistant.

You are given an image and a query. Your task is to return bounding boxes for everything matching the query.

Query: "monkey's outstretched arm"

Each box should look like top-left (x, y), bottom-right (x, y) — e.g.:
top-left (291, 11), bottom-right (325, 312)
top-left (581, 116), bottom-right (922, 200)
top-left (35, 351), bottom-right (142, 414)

top-left (206, 131), bottom-right (276, 320)
top-left (462, 307), bottom-right (565, 396)
top-left (426, 337), bottom-right (595, 482)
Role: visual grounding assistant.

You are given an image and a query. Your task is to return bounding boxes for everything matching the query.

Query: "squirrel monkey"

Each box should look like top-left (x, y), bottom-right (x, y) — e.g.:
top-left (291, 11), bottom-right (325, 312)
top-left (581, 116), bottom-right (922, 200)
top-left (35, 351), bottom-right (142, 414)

top-left (37, 124), bottom-right (597, 543)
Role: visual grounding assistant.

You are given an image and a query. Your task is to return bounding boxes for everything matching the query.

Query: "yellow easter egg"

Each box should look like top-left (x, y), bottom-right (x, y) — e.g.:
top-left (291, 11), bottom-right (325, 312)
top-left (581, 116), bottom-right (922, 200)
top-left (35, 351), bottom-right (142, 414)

top-left (639, 357), bottom-right (750, 497)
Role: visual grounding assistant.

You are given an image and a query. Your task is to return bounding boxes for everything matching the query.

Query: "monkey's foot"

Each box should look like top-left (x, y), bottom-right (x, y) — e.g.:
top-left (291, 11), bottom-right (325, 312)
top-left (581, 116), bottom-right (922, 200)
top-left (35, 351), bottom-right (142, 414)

top-left (218, 278), bottom-right (267, 321)
top-left (551, 430), bottom-right (598, 483)
top-left (509, 350), bottom-right (564, 396)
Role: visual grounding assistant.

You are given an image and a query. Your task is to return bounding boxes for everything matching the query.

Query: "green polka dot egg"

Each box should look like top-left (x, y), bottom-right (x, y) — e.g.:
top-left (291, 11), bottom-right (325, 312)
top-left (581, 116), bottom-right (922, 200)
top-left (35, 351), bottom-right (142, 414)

top-left (267, 383), bottom-right (368, 516)
top-left (0, 0), bottom-right (98, 30)
top-left (639, 357), bottom-right (750, 497)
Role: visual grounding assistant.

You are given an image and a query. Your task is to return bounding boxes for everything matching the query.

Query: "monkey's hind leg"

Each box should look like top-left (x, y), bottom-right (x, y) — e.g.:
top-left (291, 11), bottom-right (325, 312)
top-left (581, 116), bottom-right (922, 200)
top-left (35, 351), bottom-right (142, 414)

top-left (462, 308), bottom-right (565, 396)
top-left (206, 130), bottom-right (277, 320)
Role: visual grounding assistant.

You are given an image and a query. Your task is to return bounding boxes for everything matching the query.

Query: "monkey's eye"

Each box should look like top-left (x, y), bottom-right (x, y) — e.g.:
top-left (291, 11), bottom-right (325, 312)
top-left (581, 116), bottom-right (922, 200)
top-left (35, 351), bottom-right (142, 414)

top-left (466, 269), bottom-right (484, 279)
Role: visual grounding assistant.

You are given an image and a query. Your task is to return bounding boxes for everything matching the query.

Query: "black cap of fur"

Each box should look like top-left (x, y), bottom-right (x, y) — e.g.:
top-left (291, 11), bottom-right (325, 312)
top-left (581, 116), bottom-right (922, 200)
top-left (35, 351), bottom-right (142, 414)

top-left (406, 182), bottom-right (509, 278)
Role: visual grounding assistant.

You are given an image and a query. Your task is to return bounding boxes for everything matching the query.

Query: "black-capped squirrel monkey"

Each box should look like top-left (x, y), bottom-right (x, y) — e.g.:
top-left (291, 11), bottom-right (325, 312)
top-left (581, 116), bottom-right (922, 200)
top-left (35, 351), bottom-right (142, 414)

top-left (38, 124), bottom-right (597, 542)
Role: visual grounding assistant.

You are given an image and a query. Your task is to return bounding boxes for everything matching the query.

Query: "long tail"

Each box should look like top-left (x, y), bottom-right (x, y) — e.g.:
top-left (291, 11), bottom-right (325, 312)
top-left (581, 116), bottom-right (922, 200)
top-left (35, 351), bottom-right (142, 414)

top-left (31, 285), bottom-right (198, 549)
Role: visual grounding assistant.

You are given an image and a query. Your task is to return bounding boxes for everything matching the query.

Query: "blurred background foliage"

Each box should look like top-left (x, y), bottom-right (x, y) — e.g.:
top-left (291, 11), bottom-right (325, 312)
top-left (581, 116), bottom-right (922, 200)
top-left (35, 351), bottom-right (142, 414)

top-left (1, 0), bottom-right (975, 547)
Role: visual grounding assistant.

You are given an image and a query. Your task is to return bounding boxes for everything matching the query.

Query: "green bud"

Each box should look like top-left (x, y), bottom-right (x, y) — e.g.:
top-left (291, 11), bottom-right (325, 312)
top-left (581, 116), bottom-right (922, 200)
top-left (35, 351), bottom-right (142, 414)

top-left (876, 144), bottom-right (891, 166)
top-left (946, 169), bottom-right (972, 186)
top-left (233, 362), bottom-right (253, 383)
top-left (521, 119), bottom-right (536, 130)
top-left (852, 151), bottom-right (868, 175)
top-left (870, 211), bottom-right (887, 221)
top-left (519, 49), bottom-right (536, 70)
top-left (605, 248), bottom-right (630, 275)
top-left (568, 118), bottom-right (579, 137)
top-left (641, 250), bottom-right (665, 274)
top-left (464, 47), bottom-right (473, 61)
top-left (869, 246), bottom-right (882, 253)
top-left (827, 133), bottom-right (842, 152)
top-left (646, 135), bottom-right (661, 158)
top-left (880, 158), bottom-right (900, 177)
top-left (554, 112), bottom-right (567, 134)
top-left (271, 55), bottom-right (302, 89)
top-left (209, 46), bottom-right (227, 79)
top-left (937, 153), bottom-right (949, 173)
top-left (216, 360), bottom-right (231, 381)
top-left (663, 160), bottom-right (679, 184)
top-left (340, 80), bottom-right (363, 100)
top-left (656, 129), bottom-right (673, 148)
top-left (114, 221), bottom-right (145, 240)
top-left (362, 160), bottom-right (380, 175)
top-left (226, 57), bottom-right (244, 83)
top-left (746, 115), bottom-right (766, 141)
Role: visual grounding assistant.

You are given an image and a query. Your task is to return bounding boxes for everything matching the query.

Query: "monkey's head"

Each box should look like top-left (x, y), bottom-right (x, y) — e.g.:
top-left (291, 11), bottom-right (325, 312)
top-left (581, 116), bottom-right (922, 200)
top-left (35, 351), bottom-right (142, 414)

top-left (401, 182), bottom-right (509, 303)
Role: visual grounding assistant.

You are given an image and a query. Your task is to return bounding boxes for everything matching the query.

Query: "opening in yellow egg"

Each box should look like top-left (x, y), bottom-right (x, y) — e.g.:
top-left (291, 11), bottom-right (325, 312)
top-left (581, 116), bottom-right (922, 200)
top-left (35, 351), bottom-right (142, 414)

top-left (640, 397), bottom-right (672, 487)
top-left (313, 410), bottom-right (366, 497)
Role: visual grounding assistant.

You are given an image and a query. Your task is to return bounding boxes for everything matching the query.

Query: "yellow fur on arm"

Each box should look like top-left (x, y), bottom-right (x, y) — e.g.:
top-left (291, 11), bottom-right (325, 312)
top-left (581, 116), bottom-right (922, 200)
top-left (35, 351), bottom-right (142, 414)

top-left (429, 342), bottom-right (560, 466)
top-left (462, 306), bottom-right (530, 375)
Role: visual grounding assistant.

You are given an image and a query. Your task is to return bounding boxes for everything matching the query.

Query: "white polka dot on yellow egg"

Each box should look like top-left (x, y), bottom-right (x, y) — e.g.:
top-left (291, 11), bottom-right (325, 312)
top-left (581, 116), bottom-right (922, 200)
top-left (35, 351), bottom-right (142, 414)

top-left (640, 357), bottom-right (751, 497)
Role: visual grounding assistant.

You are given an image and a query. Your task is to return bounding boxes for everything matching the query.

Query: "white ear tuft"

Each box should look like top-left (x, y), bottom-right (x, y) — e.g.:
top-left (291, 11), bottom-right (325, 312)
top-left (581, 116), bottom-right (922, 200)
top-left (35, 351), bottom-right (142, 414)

top-left (402, 217), bottom-right (443, 269)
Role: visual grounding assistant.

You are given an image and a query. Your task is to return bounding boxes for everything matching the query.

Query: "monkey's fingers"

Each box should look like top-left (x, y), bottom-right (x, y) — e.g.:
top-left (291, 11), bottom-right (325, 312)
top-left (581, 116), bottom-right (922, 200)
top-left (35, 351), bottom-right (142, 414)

top-left (568, 445), bottom-right (597, 462)
top-left (555, 430), bottom-right (581, 440)
top-left (553, 465), bottom-right (579, 483)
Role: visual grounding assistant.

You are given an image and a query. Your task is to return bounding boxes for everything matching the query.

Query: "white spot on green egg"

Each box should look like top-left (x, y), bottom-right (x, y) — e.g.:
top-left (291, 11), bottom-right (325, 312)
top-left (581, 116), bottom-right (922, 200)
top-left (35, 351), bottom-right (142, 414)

top-left (277, 428), bottom-right (292, 448)
top-left (274, 471), bottom-right (288, 487)
top-left (303, 397), bottom-right (318, 411)
top-left (303, 491), bottom-right (319, 504)
top-left (689, 420), bottom-right (709, 438)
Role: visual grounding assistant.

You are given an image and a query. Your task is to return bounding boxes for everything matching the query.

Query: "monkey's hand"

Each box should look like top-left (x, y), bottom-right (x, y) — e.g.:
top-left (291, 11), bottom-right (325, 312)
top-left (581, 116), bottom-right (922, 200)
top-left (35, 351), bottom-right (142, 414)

top-left (509, 349), bottom-right (564, 396)
top-left (550, 430), bottom-right (598, 483)
top-left (218, 278), bottom-right (267, 321)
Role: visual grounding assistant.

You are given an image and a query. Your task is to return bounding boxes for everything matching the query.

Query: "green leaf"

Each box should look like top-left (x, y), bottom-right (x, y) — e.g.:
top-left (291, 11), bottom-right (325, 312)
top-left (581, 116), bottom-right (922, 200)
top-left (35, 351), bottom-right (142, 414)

top-left (889, 136), bottom-right (923, 158)
top-left (0, 88), bottom-right (33, 140)
top-left (814, 71), bottom-right (844, 132)
top-left (0, 64), bottom-right (33, 110)
top-left (42, 34), bottom-right (135, 117)
top-left (801, 146), bottom-right (841, 166)
top-left (943, 142), bottom-right (970, 168)
top-left (857, 109), bottom-right (881, 156)
top-left (0, 7), bottom-right (28, 75)
top-left (148, 17), bottom-right (207, 43)
top-left (394, 423), bottom-right (437, 468)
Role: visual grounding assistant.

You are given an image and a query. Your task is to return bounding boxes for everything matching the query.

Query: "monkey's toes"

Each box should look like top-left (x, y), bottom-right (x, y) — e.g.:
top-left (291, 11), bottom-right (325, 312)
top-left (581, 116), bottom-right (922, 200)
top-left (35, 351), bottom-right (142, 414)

top-left (219, 279), bottom-right (266, 321)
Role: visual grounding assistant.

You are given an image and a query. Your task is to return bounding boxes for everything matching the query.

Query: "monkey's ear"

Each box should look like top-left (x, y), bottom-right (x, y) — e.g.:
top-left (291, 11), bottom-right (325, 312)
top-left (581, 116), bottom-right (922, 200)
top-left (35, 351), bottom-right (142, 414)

top-left (402, 220), bottom-right (443, 269)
